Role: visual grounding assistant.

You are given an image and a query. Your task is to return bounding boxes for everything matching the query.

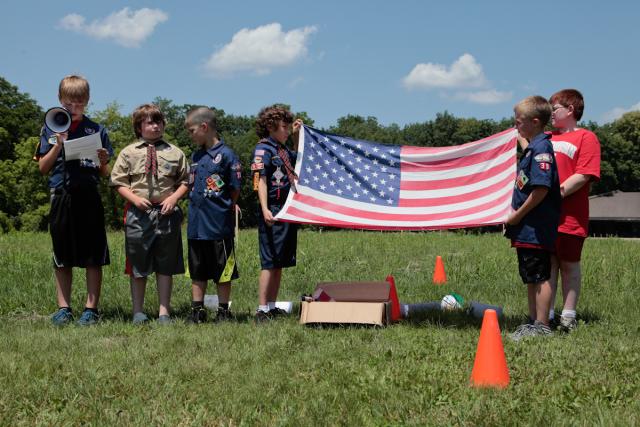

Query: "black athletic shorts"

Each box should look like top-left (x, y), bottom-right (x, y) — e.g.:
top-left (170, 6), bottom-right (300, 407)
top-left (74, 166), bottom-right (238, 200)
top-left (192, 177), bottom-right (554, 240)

top-left (516, 247), bottom-right (551, 284)
top-left (49, 187), bottom-right (110, 268)
top-left (188, 237), bottom-right (239, 283)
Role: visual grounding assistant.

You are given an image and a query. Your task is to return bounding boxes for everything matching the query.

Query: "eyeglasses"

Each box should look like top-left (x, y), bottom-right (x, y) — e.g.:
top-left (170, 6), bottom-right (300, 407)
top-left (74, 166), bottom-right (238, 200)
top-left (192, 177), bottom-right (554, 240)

top-left (552, 105), bottom-right (569, 112)
top-left (61, 101), bottom-right (87, 109)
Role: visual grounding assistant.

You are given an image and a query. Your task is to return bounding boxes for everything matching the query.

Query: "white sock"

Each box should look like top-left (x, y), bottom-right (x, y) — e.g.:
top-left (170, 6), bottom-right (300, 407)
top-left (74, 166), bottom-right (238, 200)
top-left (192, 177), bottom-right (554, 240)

top-left (258, 305), bottom-right (269, 313)
top-left (548, 309), bottom-right (555, 321)
top-left (267, 301), bottom-right (276, 310)
top-left (561, 309), bottom-right (576, 319)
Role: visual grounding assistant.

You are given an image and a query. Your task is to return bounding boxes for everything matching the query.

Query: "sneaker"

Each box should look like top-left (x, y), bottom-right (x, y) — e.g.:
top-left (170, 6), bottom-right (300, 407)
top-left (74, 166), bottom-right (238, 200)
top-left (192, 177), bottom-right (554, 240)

top-left (214, 307), bottom-right (234, 322)
top-left (254, 310), bottom-right (272, 323)
top-left (558, 315), bottom-right (577, 332)
top-left (509, 321), bottom-right (552, 342)
top-left (77, 309), bottom-right (99, 326)
top-left (269, 307), bottom-right (288, 318)
top-left (51, 307), bottom-right (73, 326)
top-left (157, 314), bottom-right (173, 325)
top-left (132, 312), bottom-right (149, 325)
top-left (188, 307), bottom-right (208, 324)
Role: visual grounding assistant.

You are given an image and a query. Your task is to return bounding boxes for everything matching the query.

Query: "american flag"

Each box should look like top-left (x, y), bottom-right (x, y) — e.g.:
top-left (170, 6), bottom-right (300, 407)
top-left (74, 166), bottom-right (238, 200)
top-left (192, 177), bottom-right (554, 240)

top-left (274, 126), bottom-right (518, 230)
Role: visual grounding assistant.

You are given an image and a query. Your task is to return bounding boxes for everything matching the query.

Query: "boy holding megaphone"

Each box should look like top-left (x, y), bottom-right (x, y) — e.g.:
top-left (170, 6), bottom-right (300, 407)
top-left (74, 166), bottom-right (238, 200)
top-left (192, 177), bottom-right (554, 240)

top-left (35, 75), bottom-right (113, 326)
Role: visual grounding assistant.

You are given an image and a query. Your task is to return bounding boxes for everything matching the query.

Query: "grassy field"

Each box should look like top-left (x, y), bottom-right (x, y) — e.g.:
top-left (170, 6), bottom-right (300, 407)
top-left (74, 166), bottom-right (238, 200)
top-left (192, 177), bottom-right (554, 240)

top-left (0, 229), bottom-right (639, 426)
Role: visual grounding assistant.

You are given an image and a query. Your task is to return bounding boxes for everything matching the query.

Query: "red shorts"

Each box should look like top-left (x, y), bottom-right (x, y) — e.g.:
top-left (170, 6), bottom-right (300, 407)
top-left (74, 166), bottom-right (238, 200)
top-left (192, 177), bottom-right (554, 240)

top-left (555, 233), bottom-right (585, 262)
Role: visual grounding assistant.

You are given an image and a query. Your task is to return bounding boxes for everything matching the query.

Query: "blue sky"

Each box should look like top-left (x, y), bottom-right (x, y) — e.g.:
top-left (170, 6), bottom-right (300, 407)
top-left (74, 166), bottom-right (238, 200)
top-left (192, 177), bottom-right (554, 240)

top-left (2, 1), bottom-right (639, 128)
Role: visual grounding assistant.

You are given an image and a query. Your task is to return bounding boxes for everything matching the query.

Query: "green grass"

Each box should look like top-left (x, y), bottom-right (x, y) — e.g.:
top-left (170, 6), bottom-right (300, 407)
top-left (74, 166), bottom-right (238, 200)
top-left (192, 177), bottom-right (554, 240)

top-left (1, 230), bottom-right (639, 426)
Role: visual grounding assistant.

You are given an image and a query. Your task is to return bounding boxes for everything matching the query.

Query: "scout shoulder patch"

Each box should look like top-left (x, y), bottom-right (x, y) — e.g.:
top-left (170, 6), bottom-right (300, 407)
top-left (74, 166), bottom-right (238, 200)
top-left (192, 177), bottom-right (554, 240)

top-left (534, 153), bottom-right (553, 163)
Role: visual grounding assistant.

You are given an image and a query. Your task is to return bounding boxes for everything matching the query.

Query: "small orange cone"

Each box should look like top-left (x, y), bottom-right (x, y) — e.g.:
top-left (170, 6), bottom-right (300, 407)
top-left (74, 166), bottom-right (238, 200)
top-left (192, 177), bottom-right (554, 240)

top-left (470, 309), bottom-right (509, 388)
top-left (385, 275), bottom-right (401, 322)
top-left (432, 255), bottom-right (447, 284)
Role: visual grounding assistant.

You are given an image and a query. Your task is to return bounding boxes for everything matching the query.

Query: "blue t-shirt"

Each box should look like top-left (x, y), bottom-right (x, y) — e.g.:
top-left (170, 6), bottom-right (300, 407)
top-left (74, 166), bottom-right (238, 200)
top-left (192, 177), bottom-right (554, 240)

top-left (506, 132), bottom-right (561, 248)
top-left (187, 141), bottom-right (242, 240)
top-left (39, 115), bottom-right (113, 189)
top-left (251, 137), bottom-right (297, 206)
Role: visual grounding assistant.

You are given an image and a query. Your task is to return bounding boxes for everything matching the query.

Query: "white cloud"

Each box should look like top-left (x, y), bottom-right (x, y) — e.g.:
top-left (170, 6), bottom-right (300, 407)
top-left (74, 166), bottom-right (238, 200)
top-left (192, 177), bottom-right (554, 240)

top-left (455, 89), bottom-right (513, 105)
top-left (601, 102), bottom-right (640, 123)
top-left (203, 23), bottom-right (317, 77)
top-left (403, 53), bottom-right (487, 90)
top-left (58, 8), bottom-right (168, 48)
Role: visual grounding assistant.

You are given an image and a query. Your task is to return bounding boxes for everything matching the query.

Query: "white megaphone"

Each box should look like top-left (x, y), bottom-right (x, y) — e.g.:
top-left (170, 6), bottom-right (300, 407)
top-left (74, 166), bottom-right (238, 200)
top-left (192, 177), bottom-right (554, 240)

top-left (44, 107), bottom-right (72, 133)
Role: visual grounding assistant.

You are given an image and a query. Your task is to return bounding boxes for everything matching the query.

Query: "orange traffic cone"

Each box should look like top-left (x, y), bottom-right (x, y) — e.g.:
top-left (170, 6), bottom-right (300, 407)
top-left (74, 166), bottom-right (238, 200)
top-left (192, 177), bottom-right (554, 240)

top-left (470, 309), bottom-right (510, 388)
top-left (432, 255), bottom-right (447, 284)
top-left (385, 275), bottom-right (401, 322)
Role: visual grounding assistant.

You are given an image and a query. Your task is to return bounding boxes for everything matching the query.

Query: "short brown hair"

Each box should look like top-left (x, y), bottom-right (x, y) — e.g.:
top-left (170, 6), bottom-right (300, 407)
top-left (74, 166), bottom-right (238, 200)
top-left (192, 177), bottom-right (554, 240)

top-left (58, 75), bottom-right (90, 103)
top-left (549, 89), bottom-right (585, 121)
top-left (514, 96), bottom-right (552, 127)
top-left (185, 107), bottom-right (218, 134)
top-left (132, 104), bottom-right (166, 138)
top-left (255, 104), bottom-right (294, 138)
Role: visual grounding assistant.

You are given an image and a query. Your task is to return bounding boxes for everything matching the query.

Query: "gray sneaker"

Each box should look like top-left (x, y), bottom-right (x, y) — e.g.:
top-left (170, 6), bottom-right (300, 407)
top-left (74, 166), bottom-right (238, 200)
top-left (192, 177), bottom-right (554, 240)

top-left (157, 314), bottom-right (173, 325)
top-left (132, 312), bottom-right (149, 325)
top-left (77, 309), bottom-right (99, 326)
top-left (509, 321), bottom-right (552, 341)
top-left (558, 315), bottom-right (577, 332)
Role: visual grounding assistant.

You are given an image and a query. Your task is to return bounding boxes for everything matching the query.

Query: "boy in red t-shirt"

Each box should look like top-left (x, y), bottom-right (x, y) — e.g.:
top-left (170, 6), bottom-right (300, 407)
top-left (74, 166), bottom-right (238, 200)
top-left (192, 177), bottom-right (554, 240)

top-left (548, 89), bottom-right (601, 331)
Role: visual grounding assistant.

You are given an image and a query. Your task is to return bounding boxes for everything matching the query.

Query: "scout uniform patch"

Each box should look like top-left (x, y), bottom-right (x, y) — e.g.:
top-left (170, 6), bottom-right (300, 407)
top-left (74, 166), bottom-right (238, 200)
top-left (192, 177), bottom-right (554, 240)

top-left (516, 169), bottom-right (529, 190)
top-left (534, 153), bottom-right (552, 171)
top-left (205, 174), bottom-right (225, 196)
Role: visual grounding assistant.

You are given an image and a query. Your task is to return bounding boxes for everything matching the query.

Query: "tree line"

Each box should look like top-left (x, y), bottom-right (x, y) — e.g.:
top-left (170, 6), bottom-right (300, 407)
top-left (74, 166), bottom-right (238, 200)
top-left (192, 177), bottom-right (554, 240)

top-left (1, 76), bottom-right (639, 233)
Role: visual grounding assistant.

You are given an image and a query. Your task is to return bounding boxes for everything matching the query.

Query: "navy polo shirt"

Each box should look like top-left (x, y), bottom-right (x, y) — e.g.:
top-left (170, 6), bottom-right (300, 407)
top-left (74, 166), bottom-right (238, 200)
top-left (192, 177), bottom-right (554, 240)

top-left (187, 140), bottom-right (242, 240)
top-left (39, 115), bottom-right (113, 189)
top-left (507, 132), bottom-right (561, 248)
top-left (251, 137), bottom-right (297, 206)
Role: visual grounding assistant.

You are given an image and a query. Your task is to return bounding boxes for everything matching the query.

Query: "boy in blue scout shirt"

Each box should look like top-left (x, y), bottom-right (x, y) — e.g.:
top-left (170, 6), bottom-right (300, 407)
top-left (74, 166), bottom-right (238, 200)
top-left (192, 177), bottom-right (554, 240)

top-left (251, 105), bottom-right (303, 322)
top-left (36, 75), bottom-right (113, 326)
top-left (184, 107), bottom-right (242, 323)
top-left (110, 104), bottom-right (189, 325)
top-left (505, 96), bottom-right (561, 341)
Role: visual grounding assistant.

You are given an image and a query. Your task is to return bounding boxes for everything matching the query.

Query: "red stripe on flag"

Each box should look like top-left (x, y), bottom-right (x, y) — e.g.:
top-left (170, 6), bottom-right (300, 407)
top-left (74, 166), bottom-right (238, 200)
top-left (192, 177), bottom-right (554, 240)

top-left (291, 192), bottom-right (511, 222)
top-left (400, 161), bottom-right (514, 191)
top-left (401, 141), bottom-right (513, 172)
top-left (398, 175), bottom-right (514, 207)
top-left (282, 203), bottom-right (511, 231)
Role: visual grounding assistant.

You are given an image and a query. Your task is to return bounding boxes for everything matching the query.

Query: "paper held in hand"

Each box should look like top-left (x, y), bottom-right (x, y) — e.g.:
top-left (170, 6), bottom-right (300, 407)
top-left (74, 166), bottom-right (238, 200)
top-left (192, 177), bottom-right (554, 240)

top-left (64, 132), bottom-right (101, 163)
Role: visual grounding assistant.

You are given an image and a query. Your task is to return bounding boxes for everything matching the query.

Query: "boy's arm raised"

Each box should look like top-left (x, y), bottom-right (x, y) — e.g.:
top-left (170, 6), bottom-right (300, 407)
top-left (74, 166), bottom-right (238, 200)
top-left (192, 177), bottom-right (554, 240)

top-left (38, 134), bottom-right (65, 175)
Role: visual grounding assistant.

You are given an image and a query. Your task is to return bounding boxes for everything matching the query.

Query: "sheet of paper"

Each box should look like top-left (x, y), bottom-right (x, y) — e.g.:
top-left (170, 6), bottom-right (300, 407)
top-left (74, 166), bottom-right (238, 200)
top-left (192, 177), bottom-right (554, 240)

top-left (63, 132), bottom-right (102, 163)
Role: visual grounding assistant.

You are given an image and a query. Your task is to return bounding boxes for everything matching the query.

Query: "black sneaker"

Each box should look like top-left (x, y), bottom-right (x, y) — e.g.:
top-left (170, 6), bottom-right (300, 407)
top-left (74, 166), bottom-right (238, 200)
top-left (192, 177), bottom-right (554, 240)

top-left (214, 307), bottom-right (234, 322)
top-left (269, 307), bottom-right (288, 318)
top-left (254, 310), bottom-right (272, 323)
top-left (188, 307), bottom-right (208, 324)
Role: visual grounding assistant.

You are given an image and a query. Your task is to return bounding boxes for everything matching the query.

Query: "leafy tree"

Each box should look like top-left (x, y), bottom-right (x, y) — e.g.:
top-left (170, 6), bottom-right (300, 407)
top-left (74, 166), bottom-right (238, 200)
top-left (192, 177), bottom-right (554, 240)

top-left (0, 77), bottom-right (43, 160)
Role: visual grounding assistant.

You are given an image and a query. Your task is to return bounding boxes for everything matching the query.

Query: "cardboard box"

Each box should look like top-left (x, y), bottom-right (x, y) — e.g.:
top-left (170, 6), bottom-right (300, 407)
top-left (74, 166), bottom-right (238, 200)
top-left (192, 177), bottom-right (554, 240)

top-left (314, 281), bottom-right (391, 302)
top-left (299, 301), bottom-right (391, 326)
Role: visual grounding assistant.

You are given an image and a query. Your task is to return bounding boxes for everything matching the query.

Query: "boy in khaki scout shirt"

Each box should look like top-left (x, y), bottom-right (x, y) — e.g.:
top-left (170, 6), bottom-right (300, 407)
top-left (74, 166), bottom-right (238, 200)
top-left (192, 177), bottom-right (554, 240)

top-left (110, 104), bottom-right (189, 324)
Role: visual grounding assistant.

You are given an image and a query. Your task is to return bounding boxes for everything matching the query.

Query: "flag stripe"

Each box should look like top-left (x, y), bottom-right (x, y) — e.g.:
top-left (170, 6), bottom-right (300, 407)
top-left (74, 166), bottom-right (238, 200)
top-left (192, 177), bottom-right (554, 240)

top-left (290, 184), bottom-right (512, 221)
top-left (280, 200), bottom-right (512, 229)
top-left (401, 139), bottom-right (513, 172)
top-left (399, 176), bottom-right (514, 207)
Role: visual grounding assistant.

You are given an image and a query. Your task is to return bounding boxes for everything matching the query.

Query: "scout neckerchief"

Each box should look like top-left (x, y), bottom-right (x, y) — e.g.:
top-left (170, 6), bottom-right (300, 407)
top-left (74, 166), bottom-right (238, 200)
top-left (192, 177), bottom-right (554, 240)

top-left (266, 138), bottom-right (297, 193)
top-left (145, 141), bottom-right (158, 178)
